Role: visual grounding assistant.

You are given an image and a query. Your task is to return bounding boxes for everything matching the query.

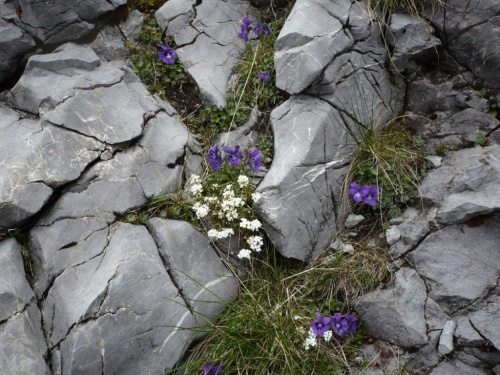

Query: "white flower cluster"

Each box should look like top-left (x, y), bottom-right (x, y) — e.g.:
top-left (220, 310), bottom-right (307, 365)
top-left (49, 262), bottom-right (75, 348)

top-left (207, 228), bottom-right (235, 240)
top-left (221, 185), bottom-right (244, 221)
top-left (237, 175), bottom-right (249, 187)
top-left (303, 329), bottom-right (317, 350)
top-left (251, 192), bottom-right (261, 203)
top-left (189, 175), bottom-right (203, 195)
top-left (247, 235), bottom-right (263, 252)
top-left (192, 202), bottom-right (209, 219)
top-left (240, 218), bottom-right (262, 231)
top-left (204, 196), bottom-right (218, 203)
top-left (237, 249), bottom-right (252, 260)
top-left (323, 330), bottom-right (333, 342)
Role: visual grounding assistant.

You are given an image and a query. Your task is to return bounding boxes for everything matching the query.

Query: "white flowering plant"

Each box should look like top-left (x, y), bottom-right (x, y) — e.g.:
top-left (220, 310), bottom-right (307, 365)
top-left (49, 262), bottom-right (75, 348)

top-left (188, 143), bottom-right (265, 260)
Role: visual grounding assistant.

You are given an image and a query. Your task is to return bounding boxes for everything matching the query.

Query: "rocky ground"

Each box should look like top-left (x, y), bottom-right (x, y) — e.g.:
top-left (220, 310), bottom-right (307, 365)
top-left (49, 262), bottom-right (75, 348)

top-left (1, 0), bottom-right (499, 374)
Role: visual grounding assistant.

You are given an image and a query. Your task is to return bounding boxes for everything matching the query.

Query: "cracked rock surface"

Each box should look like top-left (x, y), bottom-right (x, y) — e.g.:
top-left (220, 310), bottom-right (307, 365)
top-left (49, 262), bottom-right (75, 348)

top-left (0, 239), bottom-right (48, 375)
top-left (256, 95), bottom-right (353, 261)
top-left (156, 0), bottom-right (256, 108)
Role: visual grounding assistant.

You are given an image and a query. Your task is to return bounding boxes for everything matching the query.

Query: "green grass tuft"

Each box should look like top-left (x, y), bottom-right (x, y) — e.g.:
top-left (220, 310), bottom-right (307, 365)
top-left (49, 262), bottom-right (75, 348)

top-left (346, 119), bottom-right (427, 224)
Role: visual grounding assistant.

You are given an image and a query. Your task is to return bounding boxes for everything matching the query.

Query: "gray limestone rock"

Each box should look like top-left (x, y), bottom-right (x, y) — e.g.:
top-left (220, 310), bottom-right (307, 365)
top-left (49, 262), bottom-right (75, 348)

top-left (409, 217), bottom-right (500, 313)
top-left (90, 26), bottom-right (129, 61)
top-left (0, 18), bottom-right (35, 84)
top-left (418, 145), bottom-right (500, 224)
top-left (385, 226), bottom-right (401, 245)
top-left (45, 223), bottom-right (198, 374)
top-left (0, 116), bottom-right (104, 230)
top-left (345, 214), bottom-right (365, 229)
top-left (469, 295), bottom-right (500, 351)
top-left (407, 78), bottom-right (467, 116)
top-left (438, 320), bottom-right (456, 355)
top-left (425, 298), bottom-right (450, 332)
top-left (120, 9), bottom-right (144, 41)
top-left (307, 35), bottom-right (404, 137)
top-left (0, 303), bottom-right (49, 375)
top-left (18, 0), bottom-right (127, 45)
top-left (0, 239), bottom-right (48, 374)
top-left (147, 218), bottom-right (238, 319)
top-left (388, 208), bottom-right (437, 258)
top-left (355, 268), bottom-right (428, 347)
top-left (404, 330), bottom-right (440, 373)
top-left (455, 316), bottom-right (485, 347)
top-left (256, 95), bottom-right (355, 261)
top-left (429, 359), bottom-right (490, 375)
top-left (39, 111), bottom-right (188, 225)
top-left (0, 239), bottom-right (34, 320)
top-left (274, 0), bottom-right (353, 94)
top-left (387, 14), bottom-right (441, 75)
top-left (156, 0), bottom-right (255, 108)
top-left (430, 0), bottom-right (500, 86)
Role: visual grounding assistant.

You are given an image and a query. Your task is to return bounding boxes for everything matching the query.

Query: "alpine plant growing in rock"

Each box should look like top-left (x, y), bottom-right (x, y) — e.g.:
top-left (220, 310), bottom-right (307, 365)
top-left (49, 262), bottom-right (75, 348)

top-left (303, 312), bottom-right (358, 350)
top-left (189, 144), bottom-right (264, 260)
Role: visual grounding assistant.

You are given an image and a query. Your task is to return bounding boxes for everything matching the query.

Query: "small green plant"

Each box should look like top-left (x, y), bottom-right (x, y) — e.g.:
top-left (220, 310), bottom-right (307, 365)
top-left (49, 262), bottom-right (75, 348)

top-left (475, 135), bottom-right (488, 147)
top-left (127, 0), bottom-right (167, 12)
top-left (434, 144), bottom-right (448, 156)
top-left (127, 16), bottom-right (189, 96)
top-left (347, 119), bottom-right (426, 224)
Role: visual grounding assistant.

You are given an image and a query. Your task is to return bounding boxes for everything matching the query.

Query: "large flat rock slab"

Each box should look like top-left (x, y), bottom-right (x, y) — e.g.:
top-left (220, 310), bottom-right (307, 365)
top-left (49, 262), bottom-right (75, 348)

top-left (256, 95), bottom-right (354, 261)
top-left (409, 216), bottom-right (500, 313)
top-left (0, 116), bottom-right (104, 230)
top-left (274, 0), bottom-right (353, 94)
top-left (418, 145), bottom-right (500, 225)
top-left (18, 0), bottom-right (126, 45)
top-left (156, 0), bottom-right (256, 107)
top-left (430, 0), bottom-right (500, 86)
top-left (147, 218), bottom-right (238, 320)
top-left (45, 223), bottom-right (198, 374)
top-left (355, 268), bottom-right (428, 347)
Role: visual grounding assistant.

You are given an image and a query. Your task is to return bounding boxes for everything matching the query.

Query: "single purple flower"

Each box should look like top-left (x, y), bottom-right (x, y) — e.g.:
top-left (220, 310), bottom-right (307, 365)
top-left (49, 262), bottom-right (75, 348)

top-left (349, 182), bottom-right (368, 203)
top-left (330, 312), bottom-right (349, 336)
top-left (207, 144), bottom-right (223, 172)
top-left (200, 363), bottom-right (223, 375)
top-left (157, 43), bottom-right (177, 65)
top-left (238, 24), bottom-right (250, 42)
top-left (223, 145), bottom-right (242, 166)
top-left (253, 21), bottom-right (262, 35)
top-left (363, 185), bottom-right (378, 206)
top-left (344, 314), bottom-right (358, 334)
top-left (259, 70), bottom-right (271, 83)
top-left (311, 312), bottom-right (331, 336)
top-left (262, 23), bottom-right (271, 36)
top-left (247, 148), bottom-right (263, 173)
top-left (242, 16), bottom-right (252, 28)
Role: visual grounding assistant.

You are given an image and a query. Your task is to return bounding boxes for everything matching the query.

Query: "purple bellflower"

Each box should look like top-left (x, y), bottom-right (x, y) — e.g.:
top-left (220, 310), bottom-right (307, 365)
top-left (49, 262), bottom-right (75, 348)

top-left (242, 16), bottom-right (252, 28)
top-left (330, 312), bottom-right (349, 337)
top-left (238, 24), bottom-right (250, 42)
top-left (344, 314), bottom-right (358, 334)
top-left (200, 363), bottom-right (223, 375)
top-left (363, 185), bottom-right (378, 206)
top-left (223, 145), bottom-right (242, 166)
top-left (157, 43), bottom-right (177, 65)
top-left (259, 70), bottom-right (271, 83)
top-left (349, 182), bottom-right (367, 203)
top-left (207, 144), bottom-right (223, 172)
top-left (247, 148), bottom-right (263, 173)
top-left (311, 312), bottom-right (331, 336)
top-left (254, 21), bottom-right (271, 36)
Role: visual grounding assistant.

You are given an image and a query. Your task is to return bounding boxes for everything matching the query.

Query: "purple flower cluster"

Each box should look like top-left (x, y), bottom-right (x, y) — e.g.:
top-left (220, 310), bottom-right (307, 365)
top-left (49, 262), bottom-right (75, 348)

top-left (200, 363), bottom-right (223, 375)
top-left (259, 70), bottom-right (271, 83)
top-left (349, 183), bottom-right (378, 206)
top-left (207, 144), bottom-right (263, 173)
top-left (310, 312), bottom-right (358, 337)
top-left (238, 16), bottom-right (271, 41)
top-left (157, 42), bottom-right (177, 64)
